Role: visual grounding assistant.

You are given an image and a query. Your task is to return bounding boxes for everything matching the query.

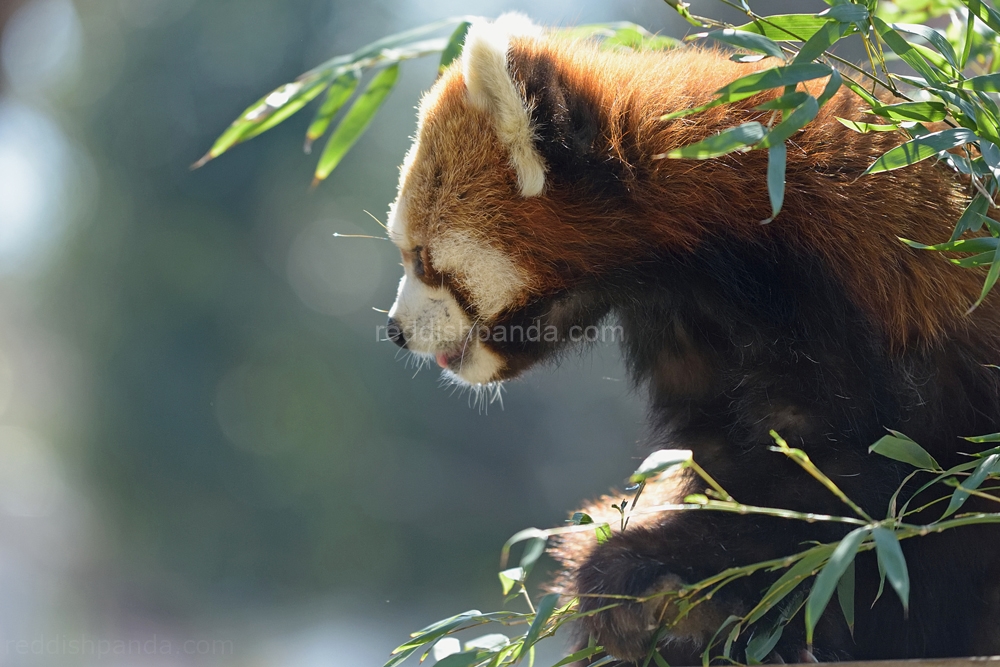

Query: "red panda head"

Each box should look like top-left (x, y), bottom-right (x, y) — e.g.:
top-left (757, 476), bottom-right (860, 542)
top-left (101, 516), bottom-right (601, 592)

top-left (386, 14), bottom-right (566, 386)
top-left (385, 12), bottom-right (991, 387)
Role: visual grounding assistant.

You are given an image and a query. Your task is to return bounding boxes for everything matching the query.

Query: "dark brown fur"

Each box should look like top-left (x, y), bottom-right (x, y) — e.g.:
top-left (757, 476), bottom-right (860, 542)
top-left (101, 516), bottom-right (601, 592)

top-left (400, 36), bottom-right (1000, 663)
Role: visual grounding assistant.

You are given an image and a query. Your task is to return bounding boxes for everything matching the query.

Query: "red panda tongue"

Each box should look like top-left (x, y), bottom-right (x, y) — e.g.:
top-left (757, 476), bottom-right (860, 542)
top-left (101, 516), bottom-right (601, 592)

top-left (435, 352), bottom-right (450, 369)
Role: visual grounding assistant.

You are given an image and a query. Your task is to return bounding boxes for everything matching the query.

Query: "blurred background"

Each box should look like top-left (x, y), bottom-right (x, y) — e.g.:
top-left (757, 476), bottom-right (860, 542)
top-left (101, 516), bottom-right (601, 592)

top-left (0, 1), bottom-right (817, 665)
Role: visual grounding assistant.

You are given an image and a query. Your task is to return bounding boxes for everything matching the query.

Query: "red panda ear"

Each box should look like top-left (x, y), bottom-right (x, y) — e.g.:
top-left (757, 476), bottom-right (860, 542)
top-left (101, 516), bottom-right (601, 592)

top-left (462, 13), bottom-right (547, 197)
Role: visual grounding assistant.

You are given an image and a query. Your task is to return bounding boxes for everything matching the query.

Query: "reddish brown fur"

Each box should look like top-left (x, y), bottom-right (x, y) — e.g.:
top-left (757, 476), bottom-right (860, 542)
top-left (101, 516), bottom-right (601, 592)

top-left (411, 41), bottom-right (999, 350)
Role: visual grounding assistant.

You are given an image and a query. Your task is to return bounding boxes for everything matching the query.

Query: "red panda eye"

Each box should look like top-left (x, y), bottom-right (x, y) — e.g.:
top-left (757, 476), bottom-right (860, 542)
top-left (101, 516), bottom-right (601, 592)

top-left (412, 246), bottom-right (425, 278)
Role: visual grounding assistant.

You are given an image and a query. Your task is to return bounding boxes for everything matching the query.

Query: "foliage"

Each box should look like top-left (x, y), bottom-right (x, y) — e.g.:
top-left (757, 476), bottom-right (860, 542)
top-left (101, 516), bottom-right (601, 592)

top-left (197, 0), bottom-right (1000, 663)
top-left (383, 433), bottom-right (1000, 667)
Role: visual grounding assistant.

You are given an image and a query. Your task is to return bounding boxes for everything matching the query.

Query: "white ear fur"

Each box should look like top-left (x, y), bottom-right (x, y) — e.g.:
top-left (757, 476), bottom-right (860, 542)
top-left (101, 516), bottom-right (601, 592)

top-left (462, 13), bottom-right (547, 197)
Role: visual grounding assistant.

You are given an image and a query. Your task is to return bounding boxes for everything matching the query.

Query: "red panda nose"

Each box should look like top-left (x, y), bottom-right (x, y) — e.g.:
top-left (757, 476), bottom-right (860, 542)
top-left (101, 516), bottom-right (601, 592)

top-left (386, 317), bottom-right (407, 348)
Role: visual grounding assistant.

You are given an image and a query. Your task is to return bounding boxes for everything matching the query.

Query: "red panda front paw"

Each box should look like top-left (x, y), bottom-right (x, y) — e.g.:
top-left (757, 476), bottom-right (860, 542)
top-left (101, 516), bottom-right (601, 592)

top-left (573, 533), bottom-right (740, 664)
top-left (578, 573), bottom-right (684, 662)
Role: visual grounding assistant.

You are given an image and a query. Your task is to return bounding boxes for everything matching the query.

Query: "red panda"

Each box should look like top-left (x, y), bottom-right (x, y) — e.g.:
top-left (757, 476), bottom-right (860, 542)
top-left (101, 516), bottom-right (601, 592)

top-left (385, 13), bottom-right (1000, 664)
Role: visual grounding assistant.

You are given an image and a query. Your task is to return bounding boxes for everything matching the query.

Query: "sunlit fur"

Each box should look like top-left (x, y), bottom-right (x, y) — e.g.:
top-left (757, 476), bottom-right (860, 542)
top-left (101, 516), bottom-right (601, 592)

top-left (386, 15), bottom-right (1000, 663)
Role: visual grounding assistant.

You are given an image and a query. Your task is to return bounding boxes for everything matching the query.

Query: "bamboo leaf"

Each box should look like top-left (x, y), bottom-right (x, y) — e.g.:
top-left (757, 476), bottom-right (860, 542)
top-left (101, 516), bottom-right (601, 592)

top-left (745, 544), bottom-right (834, 626)
top-left (892, 23), bottom-right (959, 68)
top-left (195, 76), bottom-right (329, 166)
top-left (661, 122), bottom-right (766, 159)
top-left (804, 527), bottom-right (869, 644)
top-left (435, 650), bottom-right (483, 667)
top-left (630, 449), bottom-right (692, 483)
top-left (794, 19), bottom-right (851, 64)
top-left (872, 16), bottom-right (943, 83)
top-left (966, 0), bottom-right (1000, 36)
top-left (836, 118), bottom-right (901, 133)
top-left (314, 64), bottom-right (400, 183)
top-left (304, 70), bottom-right (361, 153)
top-left (871, 100), bottom-right (947, 122)
top-left (439, 21), bottom-right (471, 73)
top-left (521, 594), bottom-right (561, 655)
top-left (499, 567), bottom-right (524, 595)
top-left (836, 559), bottom-right (855, 634)
top-left (759, 96), bottom-right (819, 148)
top-left (703, 28), bottom-right (785, 59)
top-left (960, 72), bottom-right (1000, 92)
top-left (817, 67), bottom-right (842, 107)
top-left (756, 92), bottom-right (808, 110)
top-left (901, 236), bottom-right (998, 253)
top-left (548, 646), bottom-right (604, 667)
top-left (820, 4), bottom-right (868, 24)
top-left (869, 432), bottom-right (940, 470)
top-left (864, 128), bottom-right (977, 174)
top-left (872, 527), bottom-right (910, 613)
top-left (765, 142), bottom-right (787, 222)
top-left (713, 63), bottom-right (834, 100)
top-left (734, 14), bottom-right (831, 41)
top-left (942, 453), bottom-right (1000, 518)
top-left (745, 624), bottom-right (784, 664)
top-left (951, 251), bottom-right (996, 268)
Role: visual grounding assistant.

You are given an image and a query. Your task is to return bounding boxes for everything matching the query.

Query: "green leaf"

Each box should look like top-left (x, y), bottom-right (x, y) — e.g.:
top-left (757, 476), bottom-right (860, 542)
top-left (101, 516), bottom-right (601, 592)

top-left (892, 23), bottom-right (959, 68)
top-left (466, 634), bottom-right (509, 652)
top-left (521, 594), bottom-right (561, 655)
top-left (734, 15), bottom-right (831, 41)
top-left (864, 128), bottom-right (976, 174)
top-left (970, 239), bottom-right (1000, 312)
top-left (341, 16), bottom-right (472, 65)
top-left (820, 4), bottom-right (868, 24)
top-left (195, 76), bottom-right (330, 166)
top-left (964, 0), bottom-right (979, 69)
top-left (871, 100), bottom-right (947, 122)
top-left (713, 63), bottom-right (834, 101)
top-left (872, 16), bottom-right (942, 83)
top-left (394, 610), bottom-right (483, 654)
top-left (756, 91), bottom-right (808, 110)
top-left (817, 68), bottom-right (842, 107)
top-left (586, 656), bottom-right (616, 667)
top-left (961, 72), bottom-right (1000, 92)
top-left (966, 0), bottom-right (1000, 37)
top-left (548, 646), bottom-right (604, 667)
top-left (435, 650), bottom-right (483, 667)
top-left (304, 70), bottom-right (361, 152)
top-left (963, 432), bottom-right (1000, 444)
top-left (629, 449), bottom-right (692, 483)
top-left (869, 432), bottom-right (940, 470)
top-left (600, 26), bottom-right (682, 51)
top-left (595, 523), bottom-right (612, 545)
top-left (835, 118), bottom-right (901, 133)
top-left (519, 537), bottom-right (547, 572)
top-left (765, 142), bottom-right (787, 222)
top-left (794, 19), bottom-right (851, 64)
top-left (872, 527), bottom-right (910, 613)
top-left (951, 251), bottom-right (996, 268)
top-left (942, 453), bottom-right (1000, 517)
top-left (314, 63), bottom-right (400, 183)
top-left (836, 559), bottom-right (855, 634)
top-left (841, 75), bottom-right (880, 108)
top-left (499, 567), bottom-right (524, 595)
top-left (703, 28), bottom-right (785, 59)
top-left (652, 651), bottom-right (670, 667)
top-left (804, 527), bottom-right (869, 644)
top-left (439, 21), bottom-right (471, 73)
top-left (745, 544), bottom-right (834, 626)
top-left (662, 63), bottom-right (830, 121)
top-left (901, 236), bottom-right (999, 253)
top-left (759, 95), bottom-right (819, 148)
top-left (662, 122), bottom-right (765, 159)
top-left (745, 624), bottom-right (784, 664)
